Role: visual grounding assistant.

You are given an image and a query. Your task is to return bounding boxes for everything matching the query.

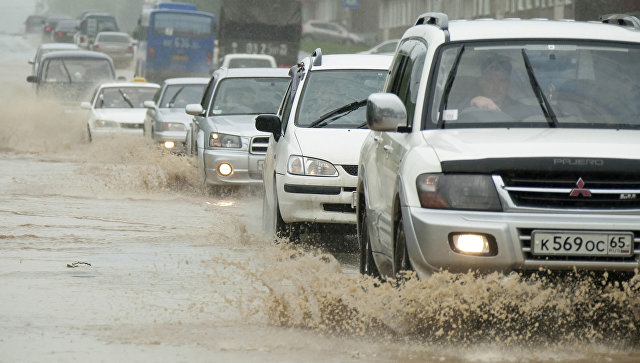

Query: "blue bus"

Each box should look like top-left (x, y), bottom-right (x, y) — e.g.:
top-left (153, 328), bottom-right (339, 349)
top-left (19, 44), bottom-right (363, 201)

top-left (134, 5), bottom-right (215, 83)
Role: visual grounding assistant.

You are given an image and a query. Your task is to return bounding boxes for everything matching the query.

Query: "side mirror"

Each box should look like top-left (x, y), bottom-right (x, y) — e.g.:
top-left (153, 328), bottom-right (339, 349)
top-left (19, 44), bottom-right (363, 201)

top-left (80, 101), bottom-right (92, 110)
top-left (117, 76), bottom-right (126, 81)
top-left (366, 93), bottom-right (408, 132)
top-left (143, 100), bottom-right (156, 109)
top-left (28, 60), bottom-right (34, 65)
top-left (26, 75), bottom-right (37, 83)
top-left (185, 103), bottom-right (204, 116)
top-left (255, 114), bottom-right (282, 142)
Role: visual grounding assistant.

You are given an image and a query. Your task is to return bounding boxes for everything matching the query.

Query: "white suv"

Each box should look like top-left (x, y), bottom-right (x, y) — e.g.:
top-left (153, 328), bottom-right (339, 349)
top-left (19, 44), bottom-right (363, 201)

top-left (358, 13), bottom-right (640, 278)
top-left (256, 51), bottom-right (392, 239)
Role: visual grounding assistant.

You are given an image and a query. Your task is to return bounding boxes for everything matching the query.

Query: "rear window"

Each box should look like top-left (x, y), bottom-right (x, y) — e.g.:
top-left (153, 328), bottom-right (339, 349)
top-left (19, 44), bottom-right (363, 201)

top-left (97, 34), bottom-right (130, 43)
top-left (227, 59), bottom-right (274, 68)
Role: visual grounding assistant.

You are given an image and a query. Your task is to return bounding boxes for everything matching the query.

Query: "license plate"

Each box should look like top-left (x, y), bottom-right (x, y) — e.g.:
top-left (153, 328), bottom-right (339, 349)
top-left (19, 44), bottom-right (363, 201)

top-left (172, 55), bottom-right (188, 61)
top-left (531, 230), bottom-right (634, 256)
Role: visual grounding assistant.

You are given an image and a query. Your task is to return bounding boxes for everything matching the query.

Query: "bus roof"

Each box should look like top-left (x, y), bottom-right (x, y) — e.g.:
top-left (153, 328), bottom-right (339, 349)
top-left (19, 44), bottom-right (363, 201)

top-left (156, 2), bottom-right (197, 11)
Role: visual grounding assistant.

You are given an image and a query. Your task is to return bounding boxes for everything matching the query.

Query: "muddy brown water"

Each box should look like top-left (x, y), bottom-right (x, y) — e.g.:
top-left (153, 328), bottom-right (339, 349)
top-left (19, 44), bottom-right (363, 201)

top-left (0, 34), bottom-right (639, 362)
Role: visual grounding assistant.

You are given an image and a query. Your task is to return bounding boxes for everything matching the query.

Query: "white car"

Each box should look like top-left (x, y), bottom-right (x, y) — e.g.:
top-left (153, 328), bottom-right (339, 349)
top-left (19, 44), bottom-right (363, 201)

top-left (82, 81), bottom-right (160, 141)
top-left (256, 51), bottom-right (391, 240)
top-left (143, 77), bottom-right (209, 153)
top-left (358, 13), bottom-right (640, 279)
top-left (218, 53), bottom-right (277, 69)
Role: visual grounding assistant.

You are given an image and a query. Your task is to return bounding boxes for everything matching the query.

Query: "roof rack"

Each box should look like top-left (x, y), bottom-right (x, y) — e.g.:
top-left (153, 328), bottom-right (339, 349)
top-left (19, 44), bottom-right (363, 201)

top-left (599, 13), bottom-right (640, 29)
top-left (415, 12), bottom-right (448, 30)
top-left (311, 48), bottom-right (322, 67)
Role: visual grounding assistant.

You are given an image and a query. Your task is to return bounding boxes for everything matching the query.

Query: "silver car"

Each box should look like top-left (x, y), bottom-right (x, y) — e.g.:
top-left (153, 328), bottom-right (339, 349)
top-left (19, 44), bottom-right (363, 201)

top-left (186, 68), bottom-right (289, 186)
top-left (143, 77), bottom-right (209, 153)
top-left (92, 32), bottom-right (135, 68)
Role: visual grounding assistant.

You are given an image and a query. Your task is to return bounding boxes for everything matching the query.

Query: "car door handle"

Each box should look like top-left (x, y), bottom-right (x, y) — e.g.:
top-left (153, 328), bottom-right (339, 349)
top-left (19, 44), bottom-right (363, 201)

top-left (373, 136), bottom-right (382, 143)
top-left (383, 145), bottom-right (393, 153)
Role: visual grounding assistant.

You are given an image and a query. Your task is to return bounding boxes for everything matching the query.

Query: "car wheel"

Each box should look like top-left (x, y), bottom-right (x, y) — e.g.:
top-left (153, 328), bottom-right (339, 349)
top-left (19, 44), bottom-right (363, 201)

top-left (393, 215), bottom-right (413, 278)
top-left (272, 181), bottom-right (299, 242)
top-left (358, 196), bottom-right (379, 277)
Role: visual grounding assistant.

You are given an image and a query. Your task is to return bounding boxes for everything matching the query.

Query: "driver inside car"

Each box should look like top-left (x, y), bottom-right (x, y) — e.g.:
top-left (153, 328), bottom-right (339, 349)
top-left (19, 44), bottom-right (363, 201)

top-left (470, 56), bottom-right (514, 111)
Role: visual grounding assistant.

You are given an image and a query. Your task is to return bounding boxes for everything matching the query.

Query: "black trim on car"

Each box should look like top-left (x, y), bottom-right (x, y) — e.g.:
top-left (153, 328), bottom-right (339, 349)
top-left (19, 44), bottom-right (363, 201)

top-left (284, 184), bottom-right (341, 195)
top-left (441, 157), bottom-right (640, 174)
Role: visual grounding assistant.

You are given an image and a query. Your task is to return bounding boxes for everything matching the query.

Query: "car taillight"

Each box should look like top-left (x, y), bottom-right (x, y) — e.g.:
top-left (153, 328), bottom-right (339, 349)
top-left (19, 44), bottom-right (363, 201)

top-left (127, 45), bottom-right (133, 53)
top-left (93, 44), bottom-right (99, 50)
top-left (56, 31), bottom-right (63, 37)
top-left (45, 26), bottom-right (51, 32)
top-left (149, 47), bottom-right (155, 59)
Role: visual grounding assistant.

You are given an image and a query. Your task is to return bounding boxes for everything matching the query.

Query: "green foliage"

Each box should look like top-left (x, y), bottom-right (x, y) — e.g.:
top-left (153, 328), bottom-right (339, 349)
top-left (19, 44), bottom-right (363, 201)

top-left (300, 39), bottom-right (369, 55)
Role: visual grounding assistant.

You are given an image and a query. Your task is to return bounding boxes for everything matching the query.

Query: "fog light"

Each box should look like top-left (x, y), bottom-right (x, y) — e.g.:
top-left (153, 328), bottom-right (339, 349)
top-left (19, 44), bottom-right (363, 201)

top-left (163, 141), bottom-right (175, 149)
top-left (217, 162), bottom-right (233, 176)
top-left (449, 233), bottom-right (496, 256)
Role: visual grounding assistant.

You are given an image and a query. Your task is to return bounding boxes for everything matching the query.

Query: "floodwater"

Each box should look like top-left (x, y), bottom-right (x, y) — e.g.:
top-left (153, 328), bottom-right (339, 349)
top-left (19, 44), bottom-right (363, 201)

top-left (1, 33), bottom-right (639, 362)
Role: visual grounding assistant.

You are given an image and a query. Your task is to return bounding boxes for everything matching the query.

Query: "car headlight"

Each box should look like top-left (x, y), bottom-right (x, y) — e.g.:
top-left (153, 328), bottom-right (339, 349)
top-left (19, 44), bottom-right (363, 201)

top-left (416, 173), bottom-right (502, 211)
top-left (161, 122), bottom-right (186, 132)
top-left (209, 133), bottom-right (241, 148)
top-left (287, 155), bottom-right (338, 176)
top-left (94, 119), bottom-right (119, 128)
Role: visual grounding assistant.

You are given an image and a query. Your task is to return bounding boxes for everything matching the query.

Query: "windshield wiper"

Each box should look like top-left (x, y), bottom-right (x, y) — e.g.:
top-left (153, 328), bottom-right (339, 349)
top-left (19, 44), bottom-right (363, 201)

top-left (521, 49), bottom-right (558, 128)
top-left (308, 99), bottom-right (367, 128)
top-left (167, 86), bottom-right (184, 108)
top-left (436, 45), bottom-right (465, 129)
top-left (118, 88), bottom-right (134, 108)
top-left (60, 59), bottom-right (72, 83)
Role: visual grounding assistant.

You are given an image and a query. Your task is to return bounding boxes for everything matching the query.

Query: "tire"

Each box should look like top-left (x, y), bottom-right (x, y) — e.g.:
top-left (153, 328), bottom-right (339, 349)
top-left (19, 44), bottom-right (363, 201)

top-left (358, 197), bottom-right (379, 277)
top-left (272, 181), bottom-right (299, 242)
top-left (86, 125), bottom-right (92, 143)
top-left (393, 215), bottom-right (413, 278)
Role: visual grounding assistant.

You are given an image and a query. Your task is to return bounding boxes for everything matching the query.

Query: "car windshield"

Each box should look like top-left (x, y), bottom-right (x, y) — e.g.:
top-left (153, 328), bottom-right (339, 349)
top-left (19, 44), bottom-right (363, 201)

top-left (97, 34), bottom-right (130, 43)
top-left (227, 59), bottom-right (273, 68)
top-left (43, 58), bottom-right (113, 83)
top-left (97, 87), bottom-right (157, 108)
top-left (428, 41), bottom-right (640, 129)
top-left (159, 84), bottom-right (206, 108)
top-left (296, 69), bottom-right (387, 128)
top-left (210, 77), bottom-right (289, 115)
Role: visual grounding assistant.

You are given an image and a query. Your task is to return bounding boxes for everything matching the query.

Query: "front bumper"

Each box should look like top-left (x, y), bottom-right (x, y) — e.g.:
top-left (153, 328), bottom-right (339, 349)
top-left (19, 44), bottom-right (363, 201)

top-left (403, 207), bottom-right (640, 277)
top-left (277, 172), bottom-right (357, 225)
top-left (91, 127), bottom-right (143, 139)
top-left (202, 148), bottom-right (264, 185)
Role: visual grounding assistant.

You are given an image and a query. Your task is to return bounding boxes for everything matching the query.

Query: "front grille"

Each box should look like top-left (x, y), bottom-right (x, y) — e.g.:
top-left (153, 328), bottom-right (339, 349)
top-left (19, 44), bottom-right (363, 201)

top-left (500, 172), bottom-right (640, 209)
top-left (518, 228), bottom-right (640, 264)
top-left (121, 123), bottom-right (143, 129)
top-left (341, 165), bottom-right (358, 176)
top-left (323, 203), bottom-right (356, 213)
top-left (250, 136), bottom-right (269, 154)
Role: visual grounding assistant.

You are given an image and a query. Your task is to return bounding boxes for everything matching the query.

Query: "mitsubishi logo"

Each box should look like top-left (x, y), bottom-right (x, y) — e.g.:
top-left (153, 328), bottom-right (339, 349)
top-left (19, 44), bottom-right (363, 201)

top-left (569, 177), bottom-right (591, 197)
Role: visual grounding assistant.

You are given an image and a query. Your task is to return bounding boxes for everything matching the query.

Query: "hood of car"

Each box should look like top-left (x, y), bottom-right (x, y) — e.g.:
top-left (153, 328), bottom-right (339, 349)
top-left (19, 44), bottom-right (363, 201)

top-left (425, 128), bottom-right (640, 163)
top-left (205, 115), bottom-right (268, 137)
top-left (294, 128), bottom-right (369, 164)
top-left (94, 109), bottom-right (147, 124)
top-left (159, 108), bottom-right (193, 125)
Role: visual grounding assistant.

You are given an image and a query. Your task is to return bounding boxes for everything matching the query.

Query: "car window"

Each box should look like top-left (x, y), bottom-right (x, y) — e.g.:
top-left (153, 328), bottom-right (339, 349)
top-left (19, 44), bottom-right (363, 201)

top-left (209, 77), bottom-right (289, 115)
top-left (427, 41), bottom-right (640, 130)
top-left (227, 59), bottom-right (273, 68)
top-left (159, 84), bottom-right (206, 108)
top-left (96, 87), bottom-right (157, 108)
top-left (295, 69), bottom-right (387, 128)
top-left (43, 58), bottom-right (113, 83)
top-left (279, 82), bottom-right (294, 135)
top-left (388, 39), bottom-right (427, 127)
top-left (97, 34), bottom-right (130, 43)
top-left (200, 76), bottom-right (216, 112)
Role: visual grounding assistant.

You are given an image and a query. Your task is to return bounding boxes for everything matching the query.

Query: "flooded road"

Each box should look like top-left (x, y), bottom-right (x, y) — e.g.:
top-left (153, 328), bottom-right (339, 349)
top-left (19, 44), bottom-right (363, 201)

top-left (1, 33), bottom-right (639, 362)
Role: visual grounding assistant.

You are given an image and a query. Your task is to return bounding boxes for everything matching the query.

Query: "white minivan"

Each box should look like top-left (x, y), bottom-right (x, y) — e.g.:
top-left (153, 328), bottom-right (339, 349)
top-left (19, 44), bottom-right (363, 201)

top-left (256, 50), bottom-right (392, 239)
